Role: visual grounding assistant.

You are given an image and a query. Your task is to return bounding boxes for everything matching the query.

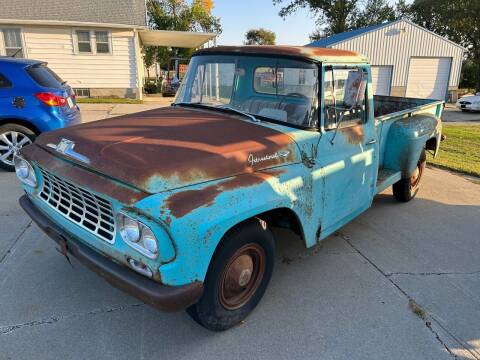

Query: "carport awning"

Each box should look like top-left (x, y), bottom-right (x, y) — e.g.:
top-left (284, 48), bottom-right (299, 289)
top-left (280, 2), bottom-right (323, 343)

top-left (139, 29), bottom-right (216, 48)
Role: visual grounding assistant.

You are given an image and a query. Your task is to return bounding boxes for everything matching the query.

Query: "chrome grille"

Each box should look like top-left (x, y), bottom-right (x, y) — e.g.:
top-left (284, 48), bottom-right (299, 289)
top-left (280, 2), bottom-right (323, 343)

top-left (38, 167), bottom-right (115, 243)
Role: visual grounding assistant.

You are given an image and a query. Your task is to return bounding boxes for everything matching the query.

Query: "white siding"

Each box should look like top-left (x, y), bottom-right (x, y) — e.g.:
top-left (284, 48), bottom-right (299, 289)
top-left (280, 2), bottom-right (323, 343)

top-left (331, 20), bottom-right (464, 88)
top-left (17, 26), bottom-right (137, 89)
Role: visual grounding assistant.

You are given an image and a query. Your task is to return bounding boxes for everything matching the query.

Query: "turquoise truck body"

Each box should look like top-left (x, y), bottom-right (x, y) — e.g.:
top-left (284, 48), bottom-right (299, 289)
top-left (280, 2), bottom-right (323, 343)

top-left (17, 46), bottom-right (442, 314)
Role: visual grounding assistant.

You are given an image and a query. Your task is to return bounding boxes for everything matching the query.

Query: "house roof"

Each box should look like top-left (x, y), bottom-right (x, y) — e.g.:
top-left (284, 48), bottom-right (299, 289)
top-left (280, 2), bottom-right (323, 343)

top-left (194, 45), bottom-right (368, 63)
top-left (307, 22), bottom-right (389, 47)
top-left (139, 30), bottom-right (216, 48)
top-left (307, 19), bottom-right (466, 51)
top-left (0, 0), bottom-right (146, 27)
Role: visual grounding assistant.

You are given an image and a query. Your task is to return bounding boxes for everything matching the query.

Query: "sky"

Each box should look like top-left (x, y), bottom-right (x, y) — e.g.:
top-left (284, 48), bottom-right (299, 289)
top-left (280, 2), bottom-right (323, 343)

top-left (210, 0), bottom-right (403, 46)
top-left (212, 0), bottom-right (317, 46)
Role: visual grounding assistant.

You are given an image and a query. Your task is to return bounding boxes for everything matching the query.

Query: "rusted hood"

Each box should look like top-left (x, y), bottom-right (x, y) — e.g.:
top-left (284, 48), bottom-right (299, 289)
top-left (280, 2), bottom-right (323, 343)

top-left (36, 106), bottom-right (300, 194)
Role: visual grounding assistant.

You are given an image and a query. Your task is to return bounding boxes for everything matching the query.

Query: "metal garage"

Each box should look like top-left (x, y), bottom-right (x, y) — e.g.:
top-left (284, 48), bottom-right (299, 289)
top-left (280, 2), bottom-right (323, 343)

top-left (307, 19), bottom-right (465, 101)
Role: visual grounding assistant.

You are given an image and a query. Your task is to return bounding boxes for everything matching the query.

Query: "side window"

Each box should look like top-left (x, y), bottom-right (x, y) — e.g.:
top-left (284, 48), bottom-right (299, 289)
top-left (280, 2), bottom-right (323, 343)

top-left (76, 30), bottom-right (92, 53)
top-left (2, 29), bottom-right (24, 58)
top-left (254, 67), bottom-right (277, 94)
top-left (324, 67), bottom-right (367, 129)
top-left (0, 73), bottom-right (12, 88)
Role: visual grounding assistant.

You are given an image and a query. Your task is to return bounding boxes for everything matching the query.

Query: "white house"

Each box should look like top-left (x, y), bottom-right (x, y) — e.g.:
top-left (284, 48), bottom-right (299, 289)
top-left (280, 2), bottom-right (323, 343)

top-left (308, 19), bottom-right (466, 101)
top-left (0, 0), bottom-right (216, 99)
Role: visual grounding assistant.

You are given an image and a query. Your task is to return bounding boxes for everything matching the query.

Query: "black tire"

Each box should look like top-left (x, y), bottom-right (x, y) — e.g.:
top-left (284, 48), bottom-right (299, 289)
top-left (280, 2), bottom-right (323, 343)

top-left (392, 149), bottom-right (426, 202)
top-left (0, 124), bottom-right (36, 172)
top-left (187, 218), bottom-right (275, 331)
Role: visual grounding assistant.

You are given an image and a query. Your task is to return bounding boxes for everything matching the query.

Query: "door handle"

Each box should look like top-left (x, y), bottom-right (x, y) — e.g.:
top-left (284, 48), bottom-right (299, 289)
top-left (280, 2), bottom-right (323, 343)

top-left (365, 139), bottom-right (377, 145)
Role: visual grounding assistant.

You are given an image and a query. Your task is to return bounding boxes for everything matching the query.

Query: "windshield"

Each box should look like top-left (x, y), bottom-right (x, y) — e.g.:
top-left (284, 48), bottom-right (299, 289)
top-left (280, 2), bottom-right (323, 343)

top-left (175, 55), bottom-right (319, 128)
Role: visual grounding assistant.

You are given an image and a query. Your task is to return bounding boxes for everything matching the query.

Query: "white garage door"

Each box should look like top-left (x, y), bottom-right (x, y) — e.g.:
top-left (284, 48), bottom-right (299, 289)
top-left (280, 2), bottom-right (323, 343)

top-left (406, 57), bottom-right (451, 100)
top-left (371, 66), bottom-right (392, 96)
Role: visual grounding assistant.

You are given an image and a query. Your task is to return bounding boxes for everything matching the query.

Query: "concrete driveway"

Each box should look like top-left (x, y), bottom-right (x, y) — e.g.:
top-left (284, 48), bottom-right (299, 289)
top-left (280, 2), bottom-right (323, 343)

top-left (1, 166), bottom-right (479, 360)
top-left (442, 104), bottom-right (480, 125)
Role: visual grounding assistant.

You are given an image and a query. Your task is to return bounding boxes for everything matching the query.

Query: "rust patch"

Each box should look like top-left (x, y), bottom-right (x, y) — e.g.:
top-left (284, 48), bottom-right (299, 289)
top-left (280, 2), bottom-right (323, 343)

top-left (165, 169), bottom-right (286, 218)
top-left (35, 106), bottom-right (296, 194)
top-left (165, 185), bottom-right (222, 218)
top-left (20, 144), bottom-right (149, 205)
top-left (340, 125), bottom-right (364, 144)
top-left (195, 45), bottom-right (361, 61)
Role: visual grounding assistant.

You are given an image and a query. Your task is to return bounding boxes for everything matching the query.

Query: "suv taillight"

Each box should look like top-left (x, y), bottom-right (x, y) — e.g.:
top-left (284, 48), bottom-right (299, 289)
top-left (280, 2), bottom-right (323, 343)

top-left (35, 92), bottom-right (67, 107)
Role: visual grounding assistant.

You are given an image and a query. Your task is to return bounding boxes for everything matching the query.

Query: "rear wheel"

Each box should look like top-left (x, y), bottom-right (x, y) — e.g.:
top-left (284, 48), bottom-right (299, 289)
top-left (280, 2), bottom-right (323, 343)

top-left (392, 149), bottom-right (426, 202)
top-left (0, 124), bottom-right (35, 172)
top-left (187, 219), bottom-right (274, 331)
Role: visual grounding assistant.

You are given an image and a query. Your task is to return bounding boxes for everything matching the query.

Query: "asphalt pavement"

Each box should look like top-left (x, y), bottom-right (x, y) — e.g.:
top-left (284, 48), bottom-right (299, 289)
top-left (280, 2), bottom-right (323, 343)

top-left (1, 166), bottom-right (479, 360)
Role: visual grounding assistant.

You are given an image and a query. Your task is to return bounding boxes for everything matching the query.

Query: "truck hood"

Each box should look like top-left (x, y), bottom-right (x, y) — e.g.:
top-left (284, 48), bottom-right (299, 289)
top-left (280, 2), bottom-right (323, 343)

top-left (36, 106), bottom-right (300, 194)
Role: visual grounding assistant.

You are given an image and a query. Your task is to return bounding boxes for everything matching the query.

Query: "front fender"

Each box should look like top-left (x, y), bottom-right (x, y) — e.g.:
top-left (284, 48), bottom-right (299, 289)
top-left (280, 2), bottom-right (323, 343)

top-left (136, 166), bottom-right (308, 286)
top-left (383, 115), bottom-right (441, 177)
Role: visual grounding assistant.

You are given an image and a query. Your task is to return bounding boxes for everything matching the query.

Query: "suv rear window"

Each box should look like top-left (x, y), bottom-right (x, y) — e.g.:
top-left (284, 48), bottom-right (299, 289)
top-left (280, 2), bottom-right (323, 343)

top-left (26, 64), bottom-right (64, 88)
top-left (0, 73), bottom-right (12, 88)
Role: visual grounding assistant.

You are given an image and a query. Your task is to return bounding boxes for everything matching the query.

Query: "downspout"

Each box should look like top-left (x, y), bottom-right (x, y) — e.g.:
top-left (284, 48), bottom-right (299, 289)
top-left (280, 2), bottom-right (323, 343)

top-left (133, 29), bottom-right (144, 100)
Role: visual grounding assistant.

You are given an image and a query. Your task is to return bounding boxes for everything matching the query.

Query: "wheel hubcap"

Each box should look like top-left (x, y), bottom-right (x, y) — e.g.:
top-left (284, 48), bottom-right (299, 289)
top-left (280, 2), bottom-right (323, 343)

top-left (410, 161), bottom-right (424, 189)
top-left (0, 131), bottom-right (32, 166)
top-left (219, 244), bottom-right (266, 310)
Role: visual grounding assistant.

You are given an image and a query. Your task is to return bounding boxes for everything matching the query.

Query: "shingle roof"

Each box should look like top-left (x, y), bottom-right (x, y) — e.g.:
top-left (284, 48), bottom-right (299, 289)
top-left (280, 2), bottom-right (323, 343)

top-left (306, 21), bottom-right (392, 47)
top-left (0, 0), bottom-right (146, 26)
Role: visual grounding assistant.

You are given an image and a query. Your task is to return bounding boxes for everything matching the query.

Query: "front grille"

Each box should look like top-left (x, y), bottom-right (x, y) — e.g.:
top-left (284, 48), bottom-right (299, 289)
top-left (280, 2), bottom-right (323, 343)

top-left (460, 101), bottom-right (471, 105)
top-left (38, 167), bottom-right (115, 243)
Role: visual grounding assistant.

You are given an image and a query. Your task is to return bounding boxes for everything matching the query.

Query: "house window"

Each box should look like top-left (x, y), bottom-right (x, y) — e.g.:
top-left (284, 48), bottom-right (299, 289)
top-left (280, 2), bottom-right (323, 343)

top-left (2, 29), bottom-right (24, 58)
top-left (76, 30), bottom-right (92, 53)
top-left (95, 31), bottom-right (110, 53)
top-left (74, 88), bottom-right (91, 97)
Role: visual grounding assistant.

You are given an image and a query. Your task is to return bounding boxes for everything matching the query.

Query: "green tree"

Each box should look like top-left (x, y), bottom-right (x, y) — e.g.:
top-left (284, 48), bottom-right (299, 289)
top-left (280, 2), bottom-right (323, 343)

top-left (354, 0), bottom-right (396, 29)
top-left (144, 0), bottom-right (222, 70)
top-left (273, 0), bottom-right (359, 40)
top-left (399, 0), bottom-right (480, 90)
top-left (244, 28), bottom-right (276, 45)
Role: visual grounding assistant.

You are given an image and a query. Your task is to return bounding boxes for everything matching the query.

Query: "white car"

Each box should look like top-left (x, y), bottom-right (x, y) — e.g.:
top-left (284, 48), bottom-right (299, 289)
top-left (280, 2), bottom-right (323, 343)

top-left (456, 93), bottom-right (480, 112)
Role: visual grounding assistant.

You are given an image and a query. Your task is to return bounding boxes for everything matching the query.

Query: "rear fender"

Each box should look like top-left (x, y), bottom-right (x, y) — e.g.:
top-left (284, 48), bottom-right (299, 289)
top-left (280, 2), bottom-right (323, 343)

top-left (383, 115), bottom-right (441, 178)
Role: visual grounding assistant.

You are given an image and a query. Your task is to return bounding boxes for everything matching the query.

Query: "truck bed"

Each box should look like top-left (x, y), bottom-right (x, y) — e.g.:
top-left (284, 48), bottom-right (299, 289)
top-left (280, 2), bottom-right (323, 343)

top-left (374, 95), bottom-right (440, 119)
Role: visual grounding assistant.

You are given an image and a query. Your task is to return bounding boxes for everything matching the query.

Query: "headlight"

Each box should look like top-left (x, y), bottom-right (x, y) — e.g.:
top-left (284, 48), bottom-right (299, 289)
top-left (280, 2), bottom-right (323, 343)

top-left (117, 213), bottom-right (159, 259)
top-left (14, 157), bottom-right (37, 188)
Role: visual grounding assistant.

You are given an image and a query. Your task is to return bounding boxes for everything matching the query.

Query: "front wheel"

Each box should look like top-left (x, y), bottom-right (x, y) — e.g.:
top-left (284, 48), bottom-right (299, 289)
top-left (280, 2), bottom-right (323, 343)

top-left (392, 149), bottom-right (426, 202)
top-left (0, 124), bottom-right (36, 172)
top-left (187, 219), bottom-right (275, 331)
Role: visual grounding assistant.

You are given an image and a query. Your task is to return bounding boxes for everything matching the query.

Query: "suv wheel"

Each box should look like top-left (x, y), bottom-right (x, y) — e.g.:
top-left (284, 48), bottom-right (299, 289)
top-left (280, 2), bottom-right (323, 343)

top-left (187, 219), bottom-right (275, 331)
top-left (0, 124), bottom-right (35, 172)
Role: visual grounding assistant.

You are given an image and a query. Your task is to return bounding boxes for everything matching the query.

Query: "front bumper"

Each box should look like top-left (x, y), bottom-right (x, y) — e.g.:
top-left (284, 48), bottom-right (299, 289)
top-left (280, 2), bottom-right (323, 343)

top-left (19, 195), bottom-right (203, 312)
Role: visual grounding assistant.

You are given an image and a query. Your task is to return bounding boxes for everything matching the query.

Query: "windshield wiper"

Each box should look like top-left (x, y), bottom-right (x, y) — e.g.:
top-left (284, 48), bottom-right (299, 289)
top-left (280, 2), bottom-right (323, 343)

top-left (174, 102), bottom-right (260, 123)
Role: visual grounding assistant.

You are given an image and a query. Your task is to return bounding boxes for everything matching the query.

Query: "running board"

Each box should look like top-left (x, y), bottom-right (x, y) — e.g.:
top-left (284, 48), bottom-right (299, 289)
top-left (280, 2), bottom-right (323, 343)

top-left (376, 168), bottom-right (402, 194)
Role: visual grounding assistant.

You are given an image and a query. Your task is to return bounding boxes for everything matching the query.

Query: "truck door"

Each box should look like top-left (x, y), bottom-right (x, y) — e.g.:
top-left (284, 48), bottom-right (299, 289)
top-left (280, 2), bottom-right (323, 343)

top-left (316, 65), bottom-right (378, 236)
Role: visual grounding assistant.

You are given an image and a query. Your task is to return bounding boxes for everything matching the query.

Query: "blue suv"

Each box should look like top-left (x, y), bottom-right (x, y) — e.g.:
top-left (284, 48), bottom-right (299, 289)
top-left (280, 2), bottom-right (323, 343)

top-left (0, 57), bottom-right (81, 171)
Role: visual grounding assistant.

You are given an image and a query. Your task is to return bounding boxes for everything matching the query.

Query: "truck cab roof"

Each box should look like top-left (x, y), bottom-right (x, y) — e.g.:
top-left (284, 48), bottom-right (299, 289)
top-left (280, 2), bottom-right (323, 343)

top-left (194, 45), bottom-right (368, 64)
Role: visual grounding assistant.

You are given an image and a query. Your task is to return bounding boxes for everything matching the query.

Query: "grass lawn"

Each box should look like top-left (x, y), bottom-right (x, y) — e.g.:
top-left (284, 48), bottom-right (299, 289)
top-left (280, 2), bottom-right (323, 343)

top-left (428, 125), bottom-right (480, 177)
top-left (76, 98), bottom-right (143, 104)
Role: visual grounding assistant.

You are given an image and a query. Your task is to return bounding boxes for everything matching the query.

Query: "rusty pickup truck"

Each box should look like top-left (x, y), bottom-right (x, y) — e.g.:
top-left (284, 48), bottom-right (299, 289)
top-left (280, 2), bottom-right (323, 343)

top-left (16, 46), bottom-right (442, 331)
